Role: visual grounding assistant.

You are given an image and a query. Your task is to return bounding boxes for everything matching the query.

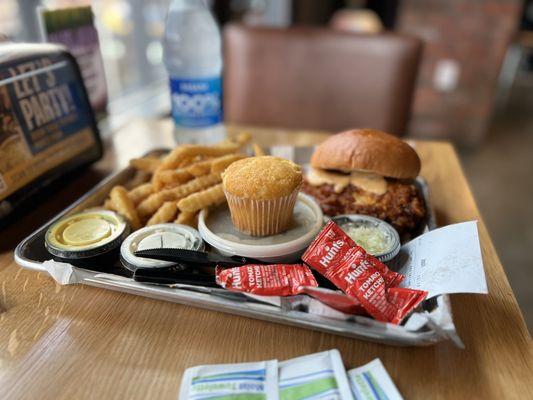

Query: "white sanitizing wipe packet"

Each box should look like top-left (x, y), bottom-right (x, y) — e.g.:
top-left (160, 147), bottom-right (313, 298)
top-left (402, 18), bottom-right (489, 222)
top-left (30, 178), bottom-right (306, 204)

top-left (179, 359), bottom-right (279, 400)
top-left (278, 349), bottom-right (354, 400)
top-left (347, 359), bottom-right (403, 400)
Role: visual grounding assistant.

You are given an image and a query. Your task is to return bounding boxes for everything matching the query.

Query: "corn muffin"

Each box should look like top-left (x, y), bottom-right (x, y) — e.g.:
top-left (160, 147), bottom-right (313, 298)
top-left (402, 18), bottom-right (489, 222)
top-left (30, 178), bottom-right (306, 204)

top-left (222, 156), bottom-right (302, 236)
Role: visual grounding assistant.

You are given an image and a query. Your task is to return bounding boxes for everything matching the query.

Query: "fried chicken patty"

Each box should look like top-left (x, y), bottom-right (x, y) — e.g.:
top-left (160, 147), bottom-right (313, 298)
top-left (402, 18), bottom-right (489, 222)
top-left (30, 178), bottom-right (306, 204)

top-left (301, 179), bottom-right (426, 237)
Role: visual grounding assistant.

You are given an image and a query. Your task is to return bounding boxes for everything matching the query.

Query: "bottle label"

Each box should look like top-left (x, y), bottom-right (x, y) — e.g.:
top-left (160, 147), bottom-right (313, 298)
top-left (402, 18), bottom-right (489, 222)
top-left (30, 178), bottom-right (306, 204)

top-left (169, 77), bottom-right (222, 128)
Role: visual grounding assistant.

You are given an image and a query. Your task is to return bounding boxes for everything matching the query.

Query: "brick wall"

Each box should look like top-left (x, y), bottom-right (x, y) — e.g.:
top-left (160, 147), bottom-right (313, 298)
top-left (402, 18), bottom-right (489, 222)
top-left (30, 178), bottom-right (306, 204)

top-left (397, 0), bottom-right (522, 145)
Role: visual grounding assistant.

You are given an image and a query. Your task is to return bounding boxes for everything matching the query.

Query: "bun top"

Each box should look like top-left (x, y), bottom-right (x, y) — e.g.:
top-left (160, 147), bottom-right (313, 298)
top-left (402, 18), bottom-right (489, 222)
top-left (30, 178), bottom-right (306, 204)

top-left (310, 129), bottom-right (421, 179)
top-left (222, 156), bottom-right (302, 200)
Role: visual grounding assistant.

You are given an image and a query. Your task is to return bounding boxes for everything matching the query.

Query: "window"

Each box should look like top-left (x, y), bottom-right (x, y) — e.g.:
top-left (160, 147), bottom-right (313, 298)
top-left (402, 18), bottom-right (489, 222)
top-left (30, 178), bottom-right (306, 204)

top-left (0, 1), bottom-right (22, 40)
top-left (43, 0), bottom-right (170, 106)
top-left (2, 0), bottom-right (291, 123)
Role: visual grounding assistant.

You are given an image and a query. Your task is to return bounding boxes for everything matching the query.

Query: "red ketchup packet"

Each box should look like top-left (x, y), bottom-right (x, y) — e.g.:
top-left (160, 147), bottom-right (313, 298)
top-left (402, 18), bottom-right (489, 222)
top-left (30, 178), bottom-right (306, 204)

top-left (302, 286), bottom-right (426, 324)
top-left (302, 286), bottom-right (368, 315)
top-left (386, 287), bottom-right (428, 324)
top-left (216, 264), bottom-right (318, 296)
top-left (302, 221), bottom-right (403, 288)
top-left (302, 221), bottom-right (427, 324)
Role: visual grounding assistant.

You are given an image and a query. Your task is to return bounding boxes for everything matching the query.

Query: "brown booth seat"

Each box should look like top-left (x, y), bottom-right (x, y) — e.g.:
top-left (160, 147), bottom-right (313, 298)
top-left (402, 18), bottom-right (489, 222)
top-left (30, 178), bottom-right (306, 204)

top-left (223, 24), bottom-right (422, 136)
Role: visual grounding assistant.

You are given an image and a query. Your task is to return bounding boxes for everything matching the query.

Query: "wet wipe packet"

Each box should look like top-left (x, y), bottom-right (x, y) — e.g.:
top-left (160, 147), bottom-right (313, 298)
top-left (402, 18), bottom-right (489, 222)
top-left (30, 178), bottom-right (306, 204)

top-left (179, 351), bottom-right (403, 400)
top-left (348, 359), bottom-right (403, 400)
top-left (179, 360), bottom-right (279, 400)
top-left (279, 349), bottom-right (354, 400)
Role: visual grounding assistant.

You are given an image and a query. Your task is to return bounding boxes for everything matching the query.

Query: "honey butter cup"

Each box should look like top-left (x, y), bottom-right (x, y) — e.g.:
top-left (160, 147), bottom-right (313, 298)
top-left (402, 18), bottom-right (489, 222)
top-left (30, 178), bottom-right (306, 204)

top-left (224, 188), bottom-right (300, 237)
top-left (45, 209), bottom-right (129, 260)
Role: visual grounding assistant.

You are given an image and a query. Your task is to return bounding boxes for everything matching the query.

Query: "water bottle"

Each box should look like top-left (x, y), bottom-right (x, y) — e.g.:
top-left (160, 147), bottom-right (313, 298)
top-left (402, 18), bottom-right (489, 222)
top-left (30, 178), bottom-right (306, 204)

top-left (163, 0), bottom-right (225, 143)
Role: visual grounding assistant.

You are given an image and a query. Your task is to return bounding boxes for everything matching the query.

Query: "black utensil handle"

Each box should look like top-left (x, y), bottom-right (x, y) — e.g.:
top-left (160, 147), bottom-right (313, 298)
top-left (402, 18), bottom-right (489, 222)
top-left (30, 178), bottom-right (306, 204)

top-left (222, 255), bottom-right (265, 266)
top-left (133, 247), bottom-right (266, 267)
top-left (134, 248), bottom-right (212, 264)
top-left (134, 265), bottom-right (217, 287)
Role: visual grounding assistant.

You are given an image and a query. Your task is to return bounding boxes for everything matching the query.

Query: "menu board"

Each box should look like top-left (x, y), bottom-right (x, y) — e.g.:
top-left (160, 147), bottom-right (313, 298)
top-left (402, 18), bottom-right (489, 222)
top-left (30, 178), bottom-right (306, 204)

top-left (0, 45), bottom-right (101, 211)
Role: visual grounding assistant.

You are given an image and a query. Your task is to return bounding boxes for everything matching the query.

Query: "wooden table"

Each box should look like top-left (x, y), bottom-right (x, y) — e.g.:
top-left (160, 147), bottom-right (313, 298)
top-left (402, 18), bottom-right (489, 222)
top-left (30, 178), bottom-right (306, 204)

top-left (0, 119), bottom-right (531, 399)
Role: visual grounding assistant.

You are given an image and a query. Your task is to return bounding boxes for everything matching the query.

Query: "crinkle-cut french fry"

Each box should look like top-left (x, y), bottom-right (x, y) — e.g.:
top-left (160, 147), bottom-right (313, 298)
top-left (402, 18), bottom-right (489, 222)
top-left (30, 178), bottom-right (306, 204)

top-left (129, 157), bottom-right (161, 173)
top-left (160, 143), bottom-right (240, 169)
top-left (176, 156), bottom-right (196, 168)
top-left (187, 154), bottom-right (246, 177)
top-left (151, 167), bottom-right (164, 191)
top-left (235, 131), bottom-right (252, 146)
top-left (128, 183), bottom-right (153, 205)
top-left (175, 210), bottom-right (198, 228)
top-left (147, 201), bottom-right (178, 225)
top-left (153, 168), bottom-right (193, 191)
top-left (126, 170), bottom-right (151, 189)
top-left (137, 190), bottom-right (177, 219)
top-left (210, 153), bottom-right (246, 174)
top-left (177, 183), bottom-right (225, 213)
top-left (156, 155), bottom-right (207, 176)
top-left (138, 173), bottom-right (221, 218)
top-left (110, 186), bottom-right (141, 230)
top-left (172, 173), bottom-right (222, 197)
top-left (186, 158), bottom-right (214, 177)
top-left (103, 198), bottom-right (116, 211)
top-left (252, 143), bottom-right (265, 156)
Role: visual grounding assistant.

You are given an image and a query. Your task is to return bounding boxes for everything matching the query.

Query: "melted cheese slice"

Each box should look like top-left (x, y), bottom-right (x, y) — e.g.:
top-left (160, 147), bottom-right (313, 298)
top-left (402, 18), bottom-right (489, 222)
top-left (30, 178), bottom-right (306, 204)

top-left (307, 167), bottom-right (387, 195)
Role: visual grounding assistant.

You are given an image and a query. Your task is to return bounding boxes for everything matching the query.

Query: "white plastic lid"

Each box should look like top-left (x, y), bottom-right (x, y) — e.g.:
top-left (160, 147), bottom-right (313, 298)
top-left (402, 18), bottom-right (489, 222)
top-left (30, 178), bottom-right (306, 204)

top-left (198, 193), bottom-right (324, 263)
top-left (120, 223), bottom-right (204, 270)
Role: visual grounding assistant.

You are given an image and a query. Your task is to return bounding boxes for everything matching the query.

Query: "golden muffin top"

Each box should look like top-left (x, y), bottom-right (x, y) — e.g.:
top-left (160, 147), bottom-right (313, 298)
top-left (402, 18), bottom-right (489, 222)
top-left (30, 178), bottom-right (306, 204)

top-left (222, 156), bottom-right (302, 200)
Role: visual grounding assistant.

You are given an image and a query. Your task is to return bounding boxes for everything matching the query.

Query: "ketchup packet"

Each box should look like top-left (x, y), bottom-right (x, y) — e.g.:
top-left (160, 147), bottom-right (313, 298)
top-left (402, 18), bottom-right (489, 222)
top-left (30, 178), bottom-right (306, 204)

top-left (386, 287), bottom-right (428, 324)
top-left (302, 221), bottom-right (427, 324)
top-left (302, 286), bottom-right (368, 315)
top-left (303, 286), bottom-right (426, 324)
top-left (216, 264), bottom-right (318, 296)
top-left (303, 221), bottom-right (403, 288)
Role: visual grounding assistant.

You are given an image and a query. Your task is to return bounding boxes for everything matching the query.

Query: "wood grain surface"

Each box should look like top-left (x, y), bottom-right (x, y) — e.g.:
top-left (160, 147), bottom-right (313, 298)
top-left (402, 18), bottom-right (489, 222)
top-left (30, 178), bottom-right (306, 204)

top-left (0, 119), bottom-right (531, 400)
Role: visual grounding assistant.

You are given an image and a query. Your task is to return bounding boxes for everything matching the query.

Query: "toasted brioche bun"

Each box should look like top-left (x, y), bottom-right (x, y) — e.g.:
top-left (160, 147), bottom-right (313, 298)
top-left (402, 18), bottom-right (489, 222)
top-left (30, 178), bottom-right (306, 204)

top-left (310, 129), bottom-right (421, 179)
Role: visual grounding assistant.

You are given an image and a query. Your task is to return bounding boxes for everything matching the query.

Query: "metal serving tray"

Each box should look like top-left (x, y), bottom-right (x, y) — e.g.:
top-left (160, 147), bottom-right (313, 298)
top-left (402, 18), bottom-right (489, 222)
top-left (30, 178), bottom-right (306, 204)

top-left (14, 146), bottom-right (461, 347)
